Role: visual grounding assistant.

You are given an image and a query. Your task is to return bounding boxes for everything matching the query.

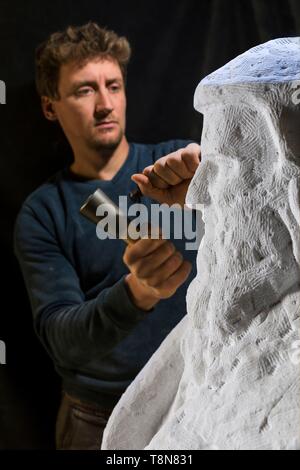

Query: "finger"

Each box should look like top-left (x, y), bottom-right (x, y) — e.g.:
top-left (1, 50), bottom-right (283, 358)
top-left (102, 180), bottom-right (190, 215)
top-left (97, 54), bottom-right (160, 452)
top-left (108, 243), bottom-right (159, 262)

top-left (131, 173), bottom-right (150, 187)
top-left (123, 238), bottom-right (167, 265)
top-left (131, 174), bottom-right (171, 205)
top-left (158, 260), bottom-right (192, 298)
top-left (183, 142), bottom-right (201, 156)
top-left (146, 167), bottom-right (171, 189)
top-left (131, 174), bottom-right (162, 197)
top-left (142, 165), bottom-right (154, 176)
top-left (133, 242), bottom-right (177, 279)
top-left (152, 158), bottom-right (183, 186)
top-left (145, 251), bottom-right (184, 287)
top-left (132, 171), bottom-right (168, 191)
top-left (165, 152), bottom-right (195, 179)
top-left (181, 144), bottom-right (201, 174)
top-left (143, 166), bottom-right (169, 188)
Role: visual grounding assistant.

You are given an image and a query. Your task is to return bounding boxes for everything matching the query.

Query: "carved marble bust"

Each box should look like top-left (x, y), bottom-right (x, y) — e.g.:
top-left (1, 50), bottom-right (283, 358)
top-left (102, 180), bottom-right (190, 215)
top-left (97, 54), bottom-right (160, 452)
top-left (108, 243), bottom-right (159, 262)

top-left (102, 38), bottom-right (300, 450)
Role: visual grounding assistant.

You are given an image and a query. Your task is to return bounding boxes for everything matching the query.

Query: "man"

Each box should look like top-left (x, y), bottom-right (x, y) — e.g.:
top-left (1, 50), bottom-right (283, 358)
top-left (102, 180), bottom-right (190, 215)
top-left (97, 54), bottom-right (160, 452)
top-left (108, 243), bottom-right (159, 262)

top-left (14, 22), bottom-right (201, 449)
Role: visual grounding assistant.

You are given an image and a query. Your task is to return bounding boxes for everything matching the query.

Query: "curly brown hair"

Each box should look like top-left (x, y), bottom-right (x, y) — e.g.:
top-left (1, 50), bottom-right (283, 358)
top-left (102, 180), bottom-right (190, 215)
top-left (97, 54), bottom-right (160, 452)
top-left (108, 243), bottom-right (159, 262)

top-left (35, 22), bottom-right (131, 100)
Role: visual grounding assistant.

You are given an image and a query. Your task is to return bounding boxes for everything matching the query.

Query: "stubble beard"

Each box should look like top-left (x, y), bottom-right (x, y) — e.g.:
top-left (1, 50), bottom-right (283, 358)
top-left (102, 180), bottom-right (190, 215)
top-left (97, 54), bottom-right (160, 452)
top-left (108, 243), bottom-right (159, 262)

top-left (87, 126), bottom-right (124, 156)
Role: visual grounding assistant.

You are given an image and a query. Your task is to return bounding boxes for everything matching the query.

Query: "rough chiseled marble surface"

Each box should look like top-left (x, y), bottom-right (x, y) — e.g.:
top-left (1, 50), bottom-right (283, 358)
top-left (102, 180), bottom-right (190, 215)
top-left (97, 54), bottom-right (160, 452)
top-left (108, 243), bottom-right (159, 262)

top-left (102, 38), bottom-right (300, 450)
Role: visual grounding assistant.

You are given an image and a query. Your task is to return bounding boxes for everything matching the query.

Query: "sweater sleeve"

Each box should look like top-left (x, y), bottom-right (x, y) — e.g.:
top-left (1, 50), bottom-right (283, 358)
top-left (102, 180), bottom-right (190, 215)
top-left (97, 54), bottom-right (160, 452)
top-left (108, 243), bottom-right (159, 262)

top-left (14, 203), bottom-right (148, 369)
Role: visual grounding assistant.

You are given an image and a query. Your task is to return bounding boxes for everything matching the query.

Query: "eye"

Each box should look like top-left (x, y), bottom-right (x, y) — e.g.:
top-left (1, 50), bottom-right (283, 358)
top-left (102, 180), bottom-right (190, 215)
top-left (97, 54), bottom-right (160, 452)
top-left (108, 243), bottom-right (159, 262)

top-left (109, 84), bottom-right (121, 93)
top-left (75, 87), bottom-right (94, 97)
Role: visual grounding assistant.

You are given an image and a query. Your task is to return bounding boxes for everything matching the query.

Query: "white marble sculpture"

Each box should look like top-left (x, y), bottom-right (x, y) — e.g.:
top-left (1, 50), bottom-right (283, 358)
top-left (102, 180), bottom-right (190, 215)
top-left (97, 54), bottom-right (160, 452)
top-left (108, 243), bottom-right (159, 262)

top-left (102, 38), bottom-right (300, 450)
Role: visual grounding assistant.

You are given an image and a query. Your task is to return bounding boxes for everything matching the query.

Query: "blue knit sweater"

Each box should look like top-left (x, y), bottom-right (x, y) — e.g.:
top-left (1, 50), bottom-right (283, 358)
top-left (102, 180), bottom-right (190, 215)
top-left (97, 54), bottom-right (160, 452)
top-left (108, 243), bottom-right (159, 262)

top-left (14, 140), bottom-right (198, 407)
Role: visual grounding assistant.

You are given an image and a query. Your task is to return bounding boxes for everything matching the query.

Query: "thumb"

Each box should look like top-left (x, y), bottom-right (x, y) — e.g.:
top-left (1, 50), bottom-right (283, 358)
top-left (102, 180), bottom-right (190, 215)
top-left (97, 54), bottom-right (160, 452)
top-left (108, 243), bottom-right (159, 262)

top-left (131, 173), bottom-right (149, 186)
top-left (131, 174), bottom-right (155, 198)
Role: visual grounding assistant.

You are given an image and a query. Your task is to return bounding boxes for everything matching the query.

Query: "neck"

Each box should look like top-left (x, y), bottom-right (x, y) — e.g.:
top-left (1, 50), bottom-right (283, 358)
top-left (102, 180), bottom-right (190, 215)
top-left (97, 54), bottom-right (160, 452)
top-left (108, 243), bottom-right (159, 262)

top-left (70, 137), bottom-right (129, 180)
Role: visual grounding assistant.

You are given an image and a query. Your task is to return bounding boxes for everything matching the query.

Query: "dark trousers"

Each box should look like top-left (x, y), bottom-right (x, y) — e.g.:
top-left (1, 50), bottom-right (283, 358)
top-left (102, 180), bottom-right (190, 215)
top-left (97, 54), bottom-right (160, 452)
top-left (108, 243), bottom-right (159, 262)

top-left (56, 392), bottom-right (115, 450)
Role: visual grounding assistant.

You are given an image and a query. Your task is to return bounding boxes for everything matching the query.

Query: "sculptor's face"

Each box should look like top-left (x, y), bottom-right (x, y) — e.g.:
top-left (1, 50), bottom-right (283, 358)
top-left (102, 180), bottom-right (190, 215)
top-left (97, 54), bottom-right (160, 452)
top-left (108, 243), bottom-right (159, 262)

top-left (43, 58), bottom-right (127, 153)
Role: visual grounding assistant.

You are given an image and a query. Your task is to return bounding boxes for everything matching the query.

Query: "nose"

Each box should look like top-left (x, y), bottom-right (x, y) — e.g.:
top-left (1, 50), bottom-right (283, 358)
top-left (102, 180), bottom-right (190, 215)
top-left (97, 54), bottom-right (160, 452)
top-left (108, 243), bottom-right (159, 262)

top-left (94, 88), bottom-right (113, 115)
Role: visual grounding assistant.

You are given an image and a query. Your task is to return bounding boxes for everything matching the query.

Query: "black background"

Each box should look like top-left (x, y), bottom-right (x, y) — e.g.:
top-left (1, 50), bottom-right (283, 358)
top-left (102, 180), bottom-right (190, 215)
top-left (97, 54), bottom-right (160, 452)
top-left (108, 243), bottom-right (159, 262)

top-left (0, 0), bottom-right (299, 449)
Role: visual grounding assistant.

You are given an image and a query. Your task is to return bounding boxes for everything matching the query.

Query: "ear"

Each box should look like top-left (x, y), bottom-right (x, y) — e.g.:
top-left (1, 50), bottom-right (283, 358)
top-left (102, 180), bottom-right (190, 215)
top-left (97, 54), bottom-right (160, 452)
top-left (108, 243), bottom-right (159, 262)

top-left (41, 96), bottom-right (58, 121)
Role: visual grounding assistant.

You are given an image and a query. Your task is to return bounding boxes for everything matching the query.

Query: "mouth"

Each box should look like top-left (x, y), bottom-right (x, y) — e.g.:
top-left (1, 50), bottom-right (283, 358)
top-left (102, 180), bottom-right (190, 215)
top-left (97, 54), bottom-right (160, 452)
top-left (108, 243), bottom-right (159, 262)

top-left (95, 121), bottom-right (118, 129)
